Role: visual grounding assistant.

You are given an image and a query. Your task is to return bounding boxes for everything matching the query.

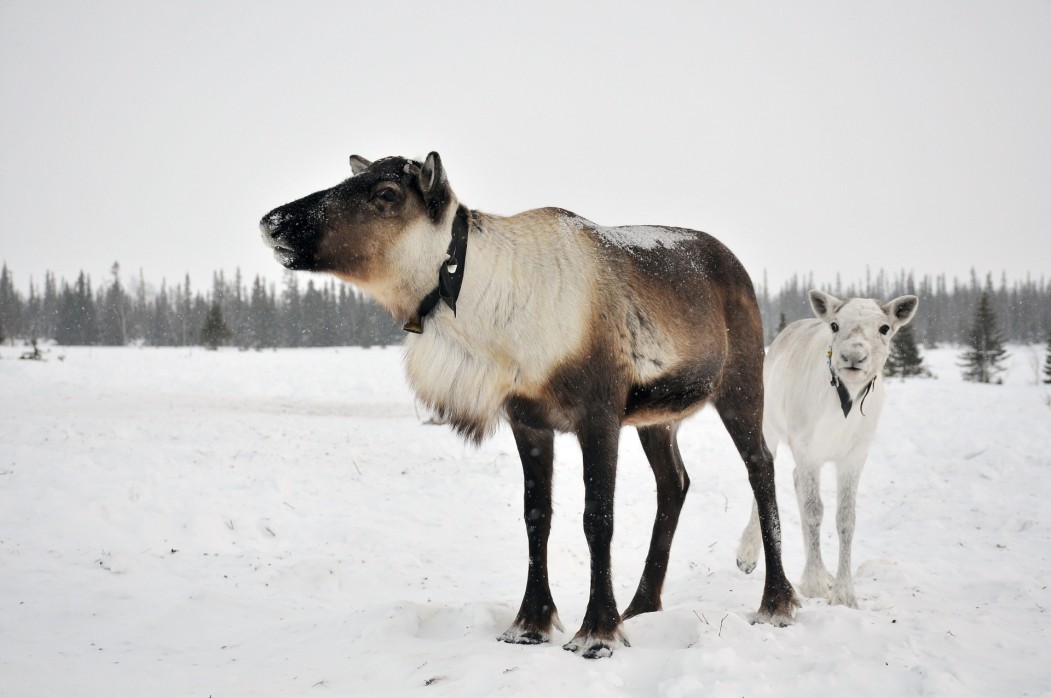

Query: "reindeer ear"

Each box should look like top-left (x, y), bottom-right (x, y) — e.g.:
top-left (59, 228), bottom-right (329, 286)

top-left (809, 290), bottom-right (842, 322)
top-left (419, 151), bottom-right (453, 222)
top-left (883, 295), bottom-right (919, 327)
top-left (349, 155), bottom-right (372, 175)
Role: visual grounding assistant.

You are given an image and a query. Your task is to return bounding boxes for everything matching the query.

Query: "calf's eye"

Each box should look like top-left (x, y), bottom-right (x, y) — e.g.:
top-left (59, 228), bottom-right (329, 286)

top-left (879, 324), bottom-right (890, 335)
top-left (830, 322), bottom-right (839, 333)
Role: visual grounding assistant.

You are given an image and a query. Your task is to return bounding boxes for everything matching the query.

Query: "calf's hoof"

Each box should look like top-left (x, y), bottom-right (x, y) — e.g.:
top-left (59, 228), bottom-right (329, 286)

top-left (798, 569), bottom-right (835, 600)
top-left (736, 536), bottom-right (761, 575)
top-left (830, 585), bottom-right (859, 609)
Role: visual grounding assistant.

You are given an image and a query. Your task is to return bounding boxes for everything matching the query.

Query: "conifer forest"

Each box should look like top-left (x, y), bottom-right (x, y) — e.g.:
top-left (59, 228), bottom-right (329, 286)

top-left (0, 262), bottom-right (1048, 351)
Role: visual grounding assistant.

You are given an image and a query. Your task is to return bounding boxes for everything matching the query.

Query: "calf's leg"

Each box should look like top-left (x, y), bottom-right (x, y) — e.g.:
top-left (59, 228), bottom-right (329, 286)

top-left (736, 500), bottom-right (762, 574)
top-left (795, 461), bottom-right (834, 599)
top-left (831, 462), bottom-right (863, 608)
top-left (499, 421), bottom-right (563, 643)
top-left (623, 421), bottom-right (691, 619)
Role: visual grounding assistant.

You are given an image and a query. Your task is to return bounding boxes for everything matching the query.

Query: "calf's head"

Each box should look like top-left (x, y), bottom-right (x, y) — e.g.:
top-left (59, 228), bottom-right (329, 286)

top-left (809, 290), bottom-right (919, 387)
top-left (259, 152), bottom-right (456, 313)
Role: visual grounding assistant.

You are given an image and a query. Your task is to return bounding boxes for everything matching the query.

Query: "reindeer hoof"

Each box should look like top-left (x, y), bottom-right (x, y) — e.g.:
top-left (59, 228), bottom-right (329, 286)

top-left (753, 583), bottom-right (801, 627)
top-left (498, 611), bottom-right (563, 645)
top-left (736, 557), bottom-right (757, 575)
top-left (622, 596), bottom-right (660, 620)
top-left (752, 609), bottom-right (794, 628)
top-left (563, 631), bottom-right (630, 659)
top-left (498, 629), bottom-right (548, 645)
top-left (798, 568), bottom-right (834, 599)
top-left (830, 586), bottom-right (859, 609)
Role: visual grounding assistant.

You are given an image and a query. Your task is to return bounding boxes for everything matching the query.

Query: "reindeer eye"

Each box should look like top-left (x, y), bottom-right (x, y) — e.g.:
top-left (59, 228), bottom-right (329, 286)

top-left (830, 322), bottom-right (839, 333)
top-left (372, 186), bottom-right (400, 203)
top-left (879, 324), bottom-right (890, 335)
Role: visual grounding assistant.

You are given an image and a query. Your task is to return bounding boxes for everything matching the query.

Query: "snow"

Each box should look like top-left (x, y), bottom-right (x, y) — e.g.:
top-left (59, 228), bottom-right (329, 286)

top-left (559, 213), bottom-right (693, 251)
top-left (1, 344), bottom-right (1049, 697)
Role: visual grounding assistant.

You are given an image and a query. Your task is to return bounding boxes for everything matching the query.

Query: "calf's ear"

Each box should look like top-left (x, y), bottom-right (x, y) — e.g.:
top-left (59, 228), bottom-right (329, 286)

top-left (418, 151), bottom-right (454, 223)
top-left (809, 290), bottom-right (842, 323)
top-left (883, 295), bottom-right (919, 328)
top-left (349, 155), bottom-right (372, 175)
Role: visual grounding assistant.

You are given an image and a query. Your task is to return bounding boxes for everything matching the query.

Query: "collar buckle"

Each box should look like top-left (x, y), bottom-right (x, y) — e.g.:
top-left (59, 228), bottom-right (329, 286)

top-left (402, 206), bottom-right (471, 334)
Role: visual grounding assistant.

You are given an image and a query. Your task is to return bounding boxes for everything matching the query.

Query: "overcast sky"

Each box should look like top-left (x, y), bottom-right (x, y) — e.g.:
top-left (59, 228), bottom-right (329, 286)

top-left (1, 0), bottom-right (1049, 296)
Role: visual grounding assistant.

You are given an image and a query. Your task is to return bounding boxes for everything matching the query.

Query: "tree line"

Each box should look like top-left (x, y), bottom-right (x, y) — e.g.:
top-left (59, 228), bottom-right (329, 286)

top-left (0, 263), bottom-right (403, 349)
top-left (1, 262), bottom-right (1049, 350)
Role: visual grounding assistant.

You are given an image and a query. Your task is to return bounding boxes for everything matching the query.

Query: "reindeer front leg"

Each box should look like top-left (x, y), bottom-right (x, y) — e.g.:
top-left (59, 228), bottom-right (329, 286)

top-left (832, 462), bottom-right (864, 608)
top-left (563, 415), bottom-right (629, 658)
top-left (794, 461), bottom-right (834, 600)
top-left (500, 421), bottom-right (563, 644)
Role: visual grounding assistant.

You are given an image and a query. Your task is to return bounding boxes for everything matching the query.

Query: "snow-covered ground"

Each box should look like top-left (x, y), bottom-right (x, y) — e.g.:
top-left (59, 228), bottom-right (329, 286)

top-left (1, 343), bottom-right (1049, 697)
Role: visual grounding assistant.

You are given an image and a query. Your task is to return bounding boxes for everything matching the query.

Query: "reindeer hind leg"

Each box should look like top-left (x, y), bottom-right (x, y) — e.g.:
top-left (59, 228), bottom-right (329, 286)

top-left (623, 421), bottom-right (690, 619)
top-left (715, 380), bottom-right (799, 626)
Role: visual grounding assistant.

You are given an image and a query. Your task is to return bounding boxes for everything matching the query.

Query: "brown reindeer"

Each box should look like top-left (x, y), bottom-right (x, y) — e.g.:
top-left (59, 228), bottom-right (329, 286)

top-left (260, 152), bottom-right (798, 658)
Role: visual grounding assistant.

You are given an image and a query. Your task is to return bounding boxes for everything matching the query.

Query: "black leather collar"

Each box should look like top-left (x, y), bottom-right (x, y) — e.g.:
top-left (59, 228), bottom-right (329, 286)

top-left (403, 205), bottom-right (471, 334)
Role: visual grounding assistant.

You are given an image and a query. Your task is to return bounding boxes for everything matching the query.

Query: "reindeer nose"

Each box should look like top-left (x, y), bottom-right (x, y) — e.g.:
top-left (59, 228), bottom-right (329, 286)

top-left (260, 211), bottom-right (282, 241)
top-left (260, 214), bottom-right (275, 231)
top-left (840, 344), bottom-right (869, 367)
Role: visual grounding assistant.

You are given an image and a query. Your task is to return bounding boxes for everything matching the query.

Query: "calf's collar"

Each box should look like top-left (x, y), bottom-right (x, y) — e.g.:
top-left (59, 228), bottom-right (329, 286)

top-left (827, 347), bottom-right (876, 418)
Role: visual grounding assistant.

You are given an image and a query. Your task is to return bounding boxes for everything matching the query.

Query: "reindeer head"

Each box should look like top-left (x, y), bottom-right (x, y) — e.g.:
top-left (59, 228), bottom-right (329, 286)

top-left (809, 290), bottom-right (919, 388)
top-left (259, 152), bottom-right (457, 315)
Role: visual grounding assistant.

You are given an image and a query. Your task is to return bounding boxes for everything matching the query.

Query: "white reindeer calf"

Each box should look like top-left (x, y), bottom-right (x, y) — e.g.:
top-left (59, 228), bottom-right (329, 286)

top-left (736, 290), bottom-right (918, 607)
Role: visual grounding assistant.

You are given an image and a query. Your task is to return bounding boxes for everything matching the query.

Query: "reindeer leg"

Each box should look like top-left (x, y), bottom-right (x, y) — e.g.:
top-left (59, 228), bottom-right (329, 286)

top-left (736, 500), bottom-right (762, 574)
top-left (563, 415), bottom-right (628, 658)
top-left (715, 393), bottom-right (799, 626)
top-left (831, 462), bottom-right (863, 608)
top-left (623, 421), bottom-right (690, 619)
top-left (736, 436), bottom-right (776, 574)
top-left (499, 421), bottom-right (563, 644)
top-left (795, 461), bottom-right (834, 600)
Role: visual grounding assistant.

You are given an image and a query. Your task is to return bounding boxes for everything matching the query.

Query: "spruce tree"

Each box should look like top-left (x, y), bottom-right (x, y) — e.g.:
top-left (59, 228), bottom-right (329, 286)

top-left (56, 272), bottom-right (98, 345)
top-left (959, 290), bottom-right (1009, 383)
top-left (248, 275), bottom-right (277, 348)
top-left (41, 272), bottom-right (59, 341)
top-left (923, 311), bottom-right (939, 349)
top-left (199, 299), bottom-right (232, 350)
top-left (281, 270), bottom-right (303, 347)
top-left (0, 263), bottom-right (22, 341)
top-left (150, 282), bottom-right (176, 346)
top-left (885, 322), bottom-right (928, 377)
top-left (100, 262), bottom-right (128, 346)
top-left (1043, 336), bottom-right (1051, 384)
